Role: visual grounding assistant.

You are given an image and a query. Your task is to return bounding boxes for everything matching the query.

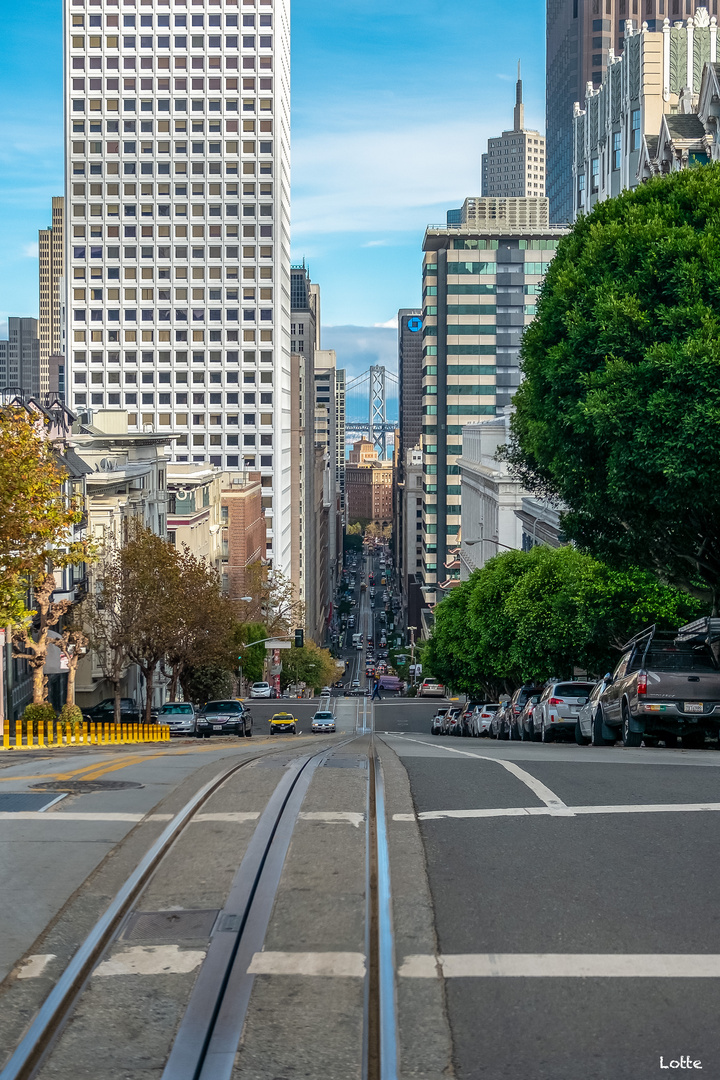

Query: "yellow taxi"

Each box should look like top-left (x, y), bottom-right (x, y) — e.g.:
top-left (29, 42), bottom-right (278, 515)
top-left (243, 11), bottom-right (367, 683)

top-left (269, 711), bottom-right (298, 735)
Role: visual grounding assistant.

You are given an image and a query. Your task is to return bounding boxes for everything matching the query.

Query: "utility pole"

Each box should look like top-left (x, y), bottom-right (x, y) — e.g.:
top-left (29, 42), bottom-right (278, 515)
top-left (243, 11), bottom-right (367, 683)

top-left (408, 625), bottom-right (417, 687)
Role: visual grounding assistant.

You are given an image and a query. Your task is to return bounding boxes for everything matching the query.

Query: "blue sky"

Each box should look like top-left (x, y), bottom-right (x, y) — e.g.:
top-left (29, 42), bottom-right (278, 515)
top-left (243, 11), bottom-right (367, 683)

top-left (0, 0), bottom-right (546, 378)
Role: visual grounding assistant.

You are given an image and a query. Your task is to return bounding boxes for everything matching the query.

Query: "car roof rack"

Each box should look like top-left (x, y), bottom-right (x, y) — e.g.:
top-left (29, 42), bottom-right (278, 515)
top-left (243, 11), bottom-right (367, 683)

top-left (675, 617), bottom-right (720, 645)
top-left (619, 624), bottom-right (656, 652)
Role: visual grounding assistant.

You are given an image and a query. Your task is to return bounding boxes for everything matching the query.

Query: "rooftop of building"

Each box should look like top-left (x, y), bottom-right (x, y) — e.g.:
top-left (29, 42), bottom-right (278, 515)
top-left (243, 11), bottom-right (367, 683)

top-left (425, 197), bottom-right (567, 246)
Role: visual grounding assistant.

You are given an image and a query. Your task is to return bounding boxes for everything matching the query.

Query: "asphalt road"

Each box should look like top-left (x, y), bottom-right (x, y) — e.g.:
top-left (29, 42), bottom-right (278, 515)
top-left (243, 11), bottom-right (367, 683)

top-left (4, 695), bottom-right (720, 1079)
top-left (380, 707), bottom-right (720, 1080)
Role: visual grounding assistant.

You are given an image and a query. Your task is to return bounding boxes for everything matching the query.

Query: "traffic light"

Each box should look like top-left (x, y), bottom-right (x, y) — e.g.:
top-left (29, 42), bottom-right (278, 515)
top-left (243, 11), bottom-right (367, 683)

top-left (294, 628), bottom-right (304, 648)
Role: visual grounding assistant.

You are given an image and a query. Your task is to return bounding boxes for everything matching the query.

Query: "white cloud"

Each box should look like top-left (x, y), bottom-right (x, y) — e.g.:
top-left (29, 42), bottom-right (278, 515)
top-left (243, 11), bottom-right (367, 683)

top-left (374, 317), bottom-right (398, 329)
top-left (361, 239), bottom-right (390, 248)
top-left (22, 242), bottom-right (39, 259)
top-left (292, 118), bottom-right (495, 236)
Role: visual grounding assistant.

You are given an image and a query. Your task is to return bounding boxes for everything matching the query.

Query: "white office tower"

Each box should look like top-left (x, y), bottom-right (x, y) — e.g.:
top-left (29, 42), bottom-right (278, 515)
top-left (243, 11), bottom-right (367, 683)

top-left (64, 0), bottom-right (291, 570)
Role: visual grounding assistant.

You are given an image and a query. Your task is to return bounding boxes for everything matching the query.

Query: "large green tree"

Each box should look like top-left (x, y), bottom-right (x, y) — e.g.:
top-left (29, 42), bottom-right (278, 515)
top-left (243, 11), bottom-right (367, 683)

top-left (507, 165), bottom-right (720, 611)
top-left (425, 547), bottom-right (703, 696)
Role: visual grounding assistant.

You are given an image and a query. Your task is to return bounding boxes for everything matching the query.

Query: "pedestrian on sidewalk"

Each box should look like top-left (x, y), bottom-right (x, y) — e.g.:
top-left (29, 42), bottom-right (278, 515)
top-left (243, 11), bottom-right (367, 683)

top-left (371, 680), bottom-right (381, 700)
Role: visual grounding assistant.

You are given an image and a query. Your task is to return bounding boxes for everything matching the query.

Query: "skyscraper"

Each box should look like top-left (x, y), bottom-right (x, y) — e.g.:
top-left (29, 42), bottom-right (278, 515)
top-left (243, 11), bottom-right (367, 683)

top-left (420, 197), bottom-right (567, 592)
top-left (397, 308), bottom-right (422, 466)
top-left (481, 65), bottom-right (545, 199)
top-left (64, 0), bottom-right (292, 571)
top-left (38, 196), bottom-right (65, 397)
top-left (0, 318), bottom-right (41, 397)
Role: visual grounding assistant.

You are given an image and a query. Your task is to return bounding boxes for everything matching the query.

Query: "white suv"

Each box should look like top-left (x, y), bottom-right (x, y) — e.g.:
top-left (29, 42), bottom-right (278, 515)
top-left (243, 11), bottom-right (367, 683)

top-left (250, 682), bottom-right (272, 698)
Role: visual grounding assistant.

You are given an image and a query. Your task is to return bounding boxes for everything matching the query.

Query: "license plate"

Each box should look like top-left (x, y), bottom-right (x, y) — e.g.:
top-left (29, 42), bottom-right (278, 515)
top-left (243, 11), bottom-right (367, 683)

top-left (684, 702), bottom-right (703, 713)
top-left (213, 725), bottom-right (222, 730)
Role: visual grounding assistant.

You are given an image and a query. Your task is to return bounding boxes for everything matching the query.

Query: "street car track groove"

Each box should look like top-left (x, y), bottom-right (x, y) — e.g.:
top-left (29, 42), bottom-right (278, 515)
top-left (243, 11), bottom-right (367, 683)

top-left (0, 739), bottom-right (342, 1080)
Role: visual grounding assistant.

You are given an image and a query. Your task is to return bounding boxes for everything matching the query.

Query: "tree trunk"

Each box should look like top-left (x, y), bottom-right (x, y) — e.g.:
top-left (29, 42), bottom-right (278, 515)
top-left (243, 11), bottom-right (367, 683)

top-left (32, 664), bottom-right (46, 705)
top-left (113, 679), bottom-right (121, 725)
top-left (66, 658), bottom-right (78, 706)
top-left (169, 665), bottom-right (179, 702)
top-left (144, 666), bottom-right (154, 723)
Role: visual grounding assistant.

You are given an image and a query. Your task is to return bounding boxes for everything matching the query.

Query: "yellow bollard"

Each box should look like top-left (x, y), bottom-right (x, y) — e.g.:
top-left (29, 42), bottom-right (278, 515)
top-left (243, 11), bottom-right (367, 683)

top-left (14, 720), bottom-right (21, 750)
top-left (92, 722), bottom-right (98, 745)
top-left (3, 721), bottom-right (9, 750)
top-left (37, 723), bottom-right (45, 749)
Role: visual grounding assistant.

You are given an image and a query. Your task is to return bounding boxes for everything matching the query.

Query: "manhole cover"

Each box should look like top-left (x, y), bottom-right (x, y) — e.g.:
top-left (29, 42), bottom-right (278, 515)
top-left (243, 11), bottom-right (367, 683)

top-left (31, 779), bottom-right (144, 793)
top-left (122, 909), bottom-right (220, 942)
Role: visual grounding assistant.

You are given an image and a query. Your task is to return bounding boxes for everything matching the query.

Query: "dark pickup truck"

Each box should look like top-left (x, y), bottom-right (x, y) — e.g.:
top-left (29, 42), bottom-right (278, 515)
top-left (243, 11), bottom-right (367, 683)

top-left (595, 619), bottom-right (720, 748)
top-left (82, 698), bottom-right (141, 724)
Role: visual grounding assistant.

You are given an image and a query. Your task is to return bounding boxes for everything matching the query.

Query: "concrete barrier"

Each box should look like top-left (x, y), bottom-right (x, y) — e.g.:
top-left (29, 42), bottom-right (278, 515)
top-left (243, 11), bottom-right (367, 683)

top-left (1, 720), bottom-right (171, 751)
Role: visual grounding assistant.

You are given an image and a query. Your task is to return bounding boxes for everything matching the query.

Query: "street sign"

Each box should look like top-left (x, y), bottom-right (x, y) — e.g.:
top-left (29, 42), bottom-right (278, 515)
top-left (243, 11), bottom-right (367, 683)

top-left (265, 639), bottom-right (292, 649)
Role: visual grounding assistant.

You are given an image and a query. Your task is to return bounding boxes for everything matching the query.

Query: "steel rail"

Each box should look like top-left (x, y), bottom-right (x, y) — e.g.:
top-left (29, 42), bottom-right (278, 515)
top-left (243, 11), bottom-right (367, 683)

top-left (0, 741), bottom-right (332, 1080)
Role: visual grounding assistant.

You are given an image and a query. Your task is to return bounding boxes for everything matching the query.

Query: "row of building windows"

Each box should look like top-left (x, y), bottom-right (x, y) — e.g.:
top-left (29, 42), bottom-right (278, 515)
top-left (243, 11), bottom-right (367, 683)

top-left (72, 14), bottom-right (273, 29)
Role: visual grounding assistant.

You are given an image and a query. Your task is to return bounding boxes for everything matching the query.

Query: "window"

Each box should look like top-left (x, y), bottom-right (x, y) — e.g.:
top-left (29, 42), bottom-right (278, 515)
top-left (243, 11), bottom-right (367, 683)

top-left (613, 130), bottom-right (621, 170)
top-left (591, 157), bottom-right (599, 193)
top-left (577, 173), bottom-right (585, 207)
top-left (631, 109), bottom-right (641, 151)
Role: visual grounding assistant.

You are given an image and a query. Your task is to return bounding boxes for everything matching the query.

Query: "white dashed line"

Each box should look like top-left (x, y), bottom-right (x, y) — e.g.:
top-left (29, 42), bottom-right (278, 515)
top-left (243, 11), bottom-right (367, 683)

top-left (393, 801), bottom-right (720, 821)
top-left (15, 954), bottom-right (56, 979)
top-left (398, 954), bottom-right (720, 978)
top-left (94, 945), bottom-right (206, 977)
top-left (298, 811), bottom-right (365, 827)
top-left (247, 951), bottom-right (366, 977)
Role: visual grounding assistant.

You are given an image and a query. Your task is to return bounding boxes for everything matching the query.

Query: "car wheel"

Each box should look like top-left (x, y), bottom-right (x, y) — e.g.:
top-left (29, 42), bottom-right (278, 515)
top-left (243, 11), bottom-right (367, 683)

top-left (575, 719), bottom-right (590, 746)
top-left (292, 726), bottom-right (297, 734)
top-left (682, 730), bottom-right (705, 749)
top-left (541, 720), bottom-right (554, 743)
top-left (531, 723), bottom-right (542, 743)
top-left (592, 708), bottom-right (615, 746)
top-left (663, 733), bottom-right (679, 748)
top-left (622, 706), bottom-right (643, 748)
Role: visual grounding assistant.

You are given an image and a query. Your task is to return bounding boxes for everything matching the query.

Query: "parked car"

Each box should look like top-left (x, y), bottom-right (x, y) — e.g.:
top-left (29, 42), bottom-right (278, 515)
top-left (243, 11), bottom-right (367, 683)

top-left (460, 701), bottom-right (483, 736)
top-left (158, 702), bottom-right (196, 737)
top-left (533, 680), bottom-right (596, 742)
top-left (470, 703), bottom-right (500, 737)
top-left (82, 697), bottom-right (141, 724)
top-left (444, 706), bottom-right (463, 736)
top-left (517, 692), bottom-right (543, 741)
top-left (490, 699), bottom-right (512, 739)
top-left (503, 685), bottom-right (545, 741)
top-left (431, 707), bottom-right (450, 735)
top-left (311, 710), bottom-right (336, 733)
top-left (591, 619), bottom-right (720, 748)
top-left (576, 678), bottom-right (613, 745)
top-left (196, 700), bottom-right (252, 738)
top-left (250, 682), bottom-right (272, 699)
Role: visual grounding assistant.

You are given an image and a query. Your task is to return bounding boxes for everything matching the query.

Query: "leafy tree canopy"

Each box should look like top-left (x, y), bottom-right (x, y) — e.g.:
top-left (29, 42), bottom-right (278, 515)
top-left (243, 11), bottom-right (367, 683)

top-left (425, 546), bottom-right (704, 697)
top-left (507, 165), bottom-right (720, 610)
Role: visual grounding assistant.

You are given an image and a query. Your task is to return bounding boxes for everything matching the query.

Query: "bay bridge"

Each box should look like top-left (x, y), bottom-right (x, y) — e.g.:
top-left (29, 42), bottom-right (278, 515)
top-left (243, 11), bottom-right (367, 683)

top-left (344, 365), bottom-right (398, 460)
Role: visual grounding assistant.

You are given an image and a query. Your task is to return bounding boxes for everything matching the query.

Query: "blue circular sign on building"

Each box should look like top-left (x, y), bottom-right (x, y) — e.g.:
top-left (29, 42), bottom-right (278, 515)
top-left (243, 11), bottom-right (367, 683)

top-left (407, 316), bottom-right (422, 332)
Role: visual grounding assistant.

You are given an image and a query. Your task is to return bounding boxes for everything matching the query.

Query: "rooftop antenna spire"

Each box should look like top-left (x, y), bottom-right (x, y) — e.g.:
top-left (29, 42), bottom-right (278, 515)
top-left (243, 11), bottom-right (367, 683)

top-left (514, 59), bottom-right (524, 132)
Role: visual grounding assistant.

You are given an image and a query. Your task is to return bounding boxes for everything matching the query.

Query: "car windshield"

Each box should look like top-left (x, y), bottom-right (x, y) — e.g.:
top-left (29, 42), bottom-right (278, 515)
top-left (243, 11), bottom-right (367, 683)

top-left (253, 684), bottom-right (269, 689)
top-left (554, 683), bottom-right (595, 697)
top-left (203, 701), bottom-right (242, 714)
top-left (161, 704), bottom-right (193, 714)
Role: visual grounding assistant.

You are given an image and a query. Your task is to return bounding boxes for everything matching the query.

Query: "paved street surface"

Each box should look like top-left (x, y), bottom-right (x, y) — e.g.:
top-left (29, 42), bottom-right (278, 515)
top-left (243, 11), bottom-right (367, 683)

top-left (1, 694), bottom-right (719, 1078)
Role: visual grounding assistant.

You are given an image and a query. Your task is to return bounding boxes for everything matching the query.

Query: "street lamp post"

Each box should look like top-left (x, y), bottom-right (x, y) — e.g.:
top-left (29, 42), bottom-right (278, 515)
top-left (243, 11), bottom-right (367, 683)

top-left (407, 625), bottom-right (417, 687)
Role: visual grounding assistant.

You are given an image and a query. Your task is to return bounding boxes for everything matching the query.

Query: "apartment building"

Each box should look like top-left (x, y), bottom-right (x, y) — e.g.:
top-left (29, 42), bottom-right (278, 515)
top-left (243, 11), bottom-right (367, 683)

top-left (0, 318), bottom-right (41, 397)
top-left (64, 0), bottom-right (291, 572)
top-left (421, 197), bottom-right (567, 596)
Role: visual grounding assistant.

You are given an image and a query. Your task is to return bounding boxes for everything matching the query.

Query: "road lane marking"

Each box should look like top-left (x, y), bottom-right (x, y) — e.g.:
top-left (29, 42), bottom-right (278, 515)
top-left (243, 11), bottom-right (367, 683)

top-left (390, 734), bottom-right (568, 810)
top-left (16, 954), bottom-right (56, 979)
top-left (298, 811), bottom-right (365, 827)
top-left (398, 954), bottom-right (720, 978)
top-left (393, 801), bottom-right (720, 821)
top-left (247, 951), bottom-right (366, 977)
top-left (94, 945), bottom-right (206, 977)
top-left (191, 812), bottom-right (260, 823)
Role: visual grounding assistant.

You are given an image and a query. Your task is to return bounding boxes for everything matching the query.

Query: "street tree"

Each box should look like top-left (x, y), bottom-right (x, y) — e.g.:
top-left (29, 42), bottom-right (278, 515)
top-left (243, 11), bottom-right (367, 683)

top-left (167, 548), bottom-right (236, 702)
top-left (242, 563), bottom-right (304, 637)
top-left (235, 621), bottom-right (268, 688)
top-left (280, 641), bottom-right (338, 694)
top-left (507, 165), bottom-right (720, 612)
top-left (85, 544), bottom-right (133, 724)
top-left (426, 547), bottom-right (703, 695)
